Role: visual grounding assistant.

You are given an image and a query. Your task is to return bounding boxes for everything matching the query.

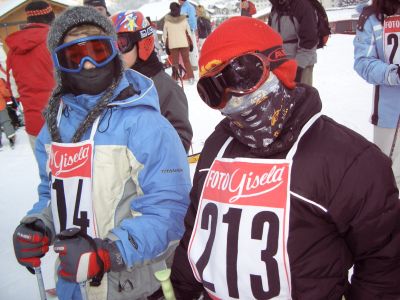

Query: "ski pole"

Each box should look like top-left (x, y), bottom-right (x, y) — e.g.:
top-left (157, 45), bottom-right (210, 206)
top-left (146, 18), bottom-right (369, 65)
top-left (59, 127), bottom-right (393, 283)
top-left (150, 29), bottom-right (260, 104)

top-left (389, 114), bottom-right (400, 160)
top-left (154, 268), bottom-right (176, 300)
top-left (79, 281), bottom-right (88, 300)
top-left (33, 267), bottom-right (47, 300)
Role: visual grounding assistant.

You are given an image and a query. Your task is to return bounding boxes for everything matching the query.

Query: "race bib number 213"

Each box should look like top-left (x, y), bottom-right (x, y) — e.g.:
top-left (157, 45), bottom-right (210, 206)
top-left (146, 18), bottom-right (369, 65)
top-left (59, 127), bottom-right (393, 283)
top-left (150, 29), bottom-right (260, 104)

top-left (188, 158), bottom-right (292, 299)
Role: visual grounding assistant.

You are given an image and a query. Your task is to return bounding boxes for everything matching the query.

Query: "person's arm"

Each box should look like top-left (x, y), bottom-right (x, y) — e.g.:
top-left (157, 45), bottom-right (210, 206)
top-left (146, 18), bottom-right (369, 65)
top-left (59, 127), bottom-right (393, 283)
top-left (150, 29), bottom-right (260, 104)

top-left (205, 19), bottom-right (212, 36)
top-left (171, 163), bottom-right (207, 299)
top-left (329, 146), bottom-right (400, 298)
top-left (353, 16), bottom-right (400, 86)
top-left (0, 79), bottom-right (10, 98)
top-left (189, 7), bottom-right (198, 31)
top-left (24, 125), bottom-right (56, 237)
top-left (155, 73), bottom-right (193, 152)
top-left (109, 112), bottom-right (191, 268)
top-left (163, 22), bottom-right (168, 44)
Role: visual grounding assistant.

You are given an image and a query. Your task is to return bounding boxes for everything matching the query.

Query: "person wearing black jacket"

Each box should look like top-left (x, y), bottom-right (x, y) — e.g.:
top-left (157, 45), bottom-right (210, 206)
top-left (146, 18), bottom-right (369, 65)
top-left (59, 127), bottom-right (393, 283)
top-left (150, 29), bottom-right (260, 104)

top-left (111, 10), bottom-right (193, 152)
top-left (196, 5), bottom-right (212, 50)
top-left (170, 17), bottom-right (400, 299)
top-left (268, 0), bottom-right (318, 85)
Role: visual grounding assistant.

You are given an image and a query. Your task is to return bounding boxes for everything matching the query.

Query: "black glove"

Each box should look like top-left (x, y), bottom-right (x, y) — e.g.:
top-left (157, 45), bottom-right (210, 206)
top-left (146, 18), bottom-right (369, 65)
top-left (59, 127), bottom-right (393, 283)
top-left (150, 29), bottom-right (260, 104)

top-left (166, 46), bottom-right (171, 56)
top-left (13, 217), bottom-right (51, 273)
top-left (295, 67), bottom-right (303, 83)
top-left (54, 228), bottom-right (125, 283)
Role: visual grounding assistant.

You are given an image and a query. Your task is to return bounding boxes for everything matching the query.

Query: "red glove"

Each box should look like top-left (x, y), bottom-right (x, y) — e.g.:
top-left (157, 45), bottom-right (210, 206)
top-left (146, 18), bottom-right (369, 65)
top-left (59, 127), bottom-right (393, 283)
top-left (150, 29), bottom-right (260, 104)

top-left (54, 228), bottom-right (124, 283)
top-left (13, 217), bottom-right (51, 272)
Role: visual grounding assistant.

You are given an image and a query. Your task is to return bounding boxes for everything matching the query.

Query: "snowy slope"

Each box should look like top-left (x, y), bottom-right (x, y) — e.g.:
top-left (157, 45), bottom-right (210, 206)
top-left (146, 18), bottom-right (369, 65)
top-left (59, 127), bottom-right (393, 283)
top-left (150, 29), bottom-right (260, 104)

top-left (0, 33), bottom-right (373, 299)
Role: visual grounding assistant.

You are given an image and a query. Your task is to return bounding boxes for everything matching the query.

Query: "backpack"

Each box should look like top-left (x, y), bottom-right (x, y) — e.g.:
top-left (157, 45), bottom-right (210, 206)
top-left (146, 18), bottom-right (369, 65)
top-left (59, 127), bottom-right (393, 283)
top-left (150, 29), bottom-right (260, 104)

top-left (309, 0), bottom-right (331, 48)
top-left (269, 0), bottom-right (331, 49)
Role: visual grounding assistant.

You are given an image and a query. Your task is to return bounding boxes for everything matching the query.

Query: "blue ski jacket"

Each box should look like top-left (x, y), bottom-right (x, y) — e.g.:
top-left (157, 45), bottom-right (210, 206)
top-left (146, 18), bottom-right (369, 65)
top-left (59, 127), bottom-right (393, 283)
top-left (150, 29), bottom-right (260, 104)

top-left (353, 6), bottom-right (400, 128)
top-left (26, 69), bottom-right (191, 299)
top-left (180, 1), bottom-right (197, 31)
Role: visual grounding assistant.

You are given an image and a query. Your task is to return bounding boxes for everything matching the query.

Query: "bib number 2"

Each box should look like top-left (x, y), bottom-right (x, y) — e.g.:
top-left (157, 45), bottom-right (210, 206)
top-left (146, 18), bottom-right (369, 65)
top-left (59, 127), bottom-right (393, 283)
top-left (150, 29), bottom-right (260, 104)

top-left (384, 15), bottom-right (400, 65)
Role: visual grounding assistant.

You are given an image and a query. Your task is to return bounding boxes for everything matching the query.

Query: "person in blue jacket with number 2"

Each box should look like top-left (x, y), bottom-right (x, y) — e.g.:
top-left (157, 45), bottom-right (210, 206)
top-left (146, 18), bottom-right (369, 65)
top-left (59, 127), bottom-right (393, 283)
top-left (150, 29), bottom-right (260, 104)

top-left (12, 6), bottom-right (190, 300)
top-left (354, 0), bottom-right (400, 189)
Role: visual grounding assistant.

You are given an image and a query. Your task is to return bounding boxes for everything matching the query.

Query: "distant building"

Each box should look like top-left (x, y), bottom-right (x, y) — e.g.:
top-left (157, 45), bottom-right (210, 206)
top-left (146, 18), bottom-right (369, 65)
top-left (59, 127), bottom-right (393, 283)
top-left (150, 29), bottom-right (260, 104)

top-left (327, 6), bottom-right (360, 34)
top-left (0, 0), bottom-right (80, 50)
top-left (253, 3), bottom-right (360, 35)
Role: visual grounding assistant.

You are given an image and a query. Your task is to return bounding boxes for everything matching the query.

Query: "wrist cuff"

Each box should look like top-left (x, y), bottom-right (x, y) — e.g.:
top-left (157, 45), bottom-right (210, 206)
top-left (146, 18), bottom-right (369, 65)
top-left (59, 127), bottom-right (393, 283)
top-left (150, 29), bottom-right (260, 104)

top-left (105, 240), bottom-right (125, 272)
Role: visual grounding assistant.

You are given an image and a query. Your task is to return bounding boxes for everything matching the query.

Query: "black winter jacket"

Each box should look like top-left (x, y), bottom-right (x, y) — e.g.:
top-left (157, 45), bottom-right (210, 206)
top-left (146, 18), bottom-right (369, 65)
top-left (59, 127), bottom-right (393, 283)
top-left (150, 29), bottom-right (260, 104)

top-left (197, 16), bottom-right (211, 39)
top-left (268, 0), bottom-right (318, 68)
top-left (171, 85), bottom-right (400, 299)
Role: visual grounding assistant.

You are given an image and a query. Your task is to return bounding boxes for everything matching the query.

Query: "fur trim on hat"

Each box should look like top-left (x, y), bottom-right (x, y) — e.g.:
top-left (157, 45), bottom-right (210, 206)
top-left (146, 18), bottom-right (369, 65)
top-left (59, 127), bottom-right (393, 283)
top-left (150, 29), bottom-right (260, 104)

top-left (199, 16), bottom-right (297, 89)
top-left (47, 6), bottom-right (116, 52)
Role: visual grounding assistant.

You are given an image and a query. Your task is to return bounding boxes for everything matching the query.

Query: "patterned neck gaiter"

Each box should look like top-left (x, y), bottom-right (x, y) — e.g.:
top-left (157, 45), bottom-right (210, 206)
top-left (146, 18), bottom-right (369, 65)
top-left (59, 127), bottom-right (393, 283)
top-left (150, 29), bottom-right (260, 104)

top-left (221, 73), bottom-right (297, 149)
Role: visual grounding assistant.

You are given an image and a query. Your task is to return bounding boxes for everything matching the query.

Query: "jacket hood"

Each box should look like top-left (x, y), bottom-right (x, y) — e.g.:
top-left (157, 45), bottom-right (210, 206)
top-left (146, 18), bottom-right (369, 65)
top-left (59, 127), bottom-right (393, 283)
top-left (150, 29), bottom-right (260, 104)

top-left (5, 24), bottom-right (49, 55)
top-left (109, 69), bottom-right (160, 111)
top-left (61, 69), bottom-right (160, 114)
top-left (165, 15), bottom-right (187, 24)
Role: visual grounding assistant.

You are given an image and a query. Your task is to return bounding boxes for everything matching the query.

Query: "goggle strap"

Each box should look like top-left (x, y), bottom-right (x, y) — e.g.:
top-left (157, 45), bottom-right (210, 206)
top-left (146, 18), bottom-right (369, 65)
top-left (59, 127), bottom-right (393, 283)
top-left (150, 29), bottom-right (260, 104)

top-left (260, 46), bottom-right (288, 70)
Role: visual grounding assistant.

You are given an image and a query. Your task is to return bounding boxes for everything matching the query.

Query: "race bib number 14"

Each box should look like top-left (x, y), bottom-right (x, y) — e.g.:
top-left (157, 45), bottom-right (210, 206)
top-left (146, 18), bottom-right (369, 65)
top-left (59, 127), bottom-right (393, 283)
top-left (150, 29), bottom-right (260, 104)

top-left (49, 141), bottom-right (97, 237)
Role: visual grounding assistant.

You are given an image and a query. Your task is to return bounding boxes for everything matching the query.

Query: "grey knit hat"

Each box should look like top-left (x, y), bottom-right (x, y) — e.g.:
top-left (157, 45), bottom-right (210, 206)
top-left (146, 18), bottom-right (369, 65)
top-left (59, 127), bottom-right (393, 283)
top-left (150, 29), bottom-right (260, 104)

top-left (47, 6), bottom-right (116, 52)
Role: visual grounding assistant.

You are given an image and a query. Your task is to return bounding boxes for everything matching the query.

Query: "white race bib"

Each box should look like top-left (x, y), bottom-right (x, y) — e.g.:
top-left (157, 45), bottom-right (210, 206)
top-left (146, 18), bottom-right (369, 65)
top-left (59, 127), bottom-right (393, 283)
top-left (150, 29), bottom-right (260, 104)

top-left (188, 158), bottom-right (292, 299)
top-left (383, 15), bottom-right (400, 65)
top-left (48, 140), bottom-right (98, 237)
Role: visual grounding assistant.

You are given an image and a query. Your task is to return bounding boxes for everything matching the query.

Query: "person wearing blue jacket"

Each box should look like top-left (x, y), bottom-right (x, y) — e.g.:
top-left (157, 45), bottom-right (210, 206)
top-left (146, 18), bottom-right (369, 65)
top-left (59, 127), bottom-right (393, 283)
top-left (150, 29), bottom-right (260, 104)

top-left (354, 0), bottom-right (400, 189)
top-left (179, 0), bottom-right (199, 71)
top-left (12, 6), bottom-right (191, 300)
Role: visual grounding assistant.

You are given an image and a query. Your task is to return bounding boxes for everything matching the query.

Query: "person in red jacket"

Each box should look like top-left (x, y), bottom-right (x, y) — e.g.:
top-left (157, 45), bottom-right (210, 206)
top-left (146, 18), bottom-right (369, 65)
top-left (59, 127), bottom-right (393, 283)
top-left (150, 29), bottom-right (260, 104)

top-left (5, 1), bottom-right (55, 151)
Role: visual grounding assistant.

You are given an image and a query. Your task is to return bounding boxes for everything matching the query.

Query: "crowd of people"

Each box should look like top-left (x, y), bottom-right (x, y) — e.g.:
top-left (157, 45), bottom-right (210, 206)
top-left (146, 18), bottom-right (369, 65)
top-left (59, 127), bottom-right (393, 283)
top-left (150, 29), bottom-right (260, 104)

top-left (5, 0), bottom-right (400, 299)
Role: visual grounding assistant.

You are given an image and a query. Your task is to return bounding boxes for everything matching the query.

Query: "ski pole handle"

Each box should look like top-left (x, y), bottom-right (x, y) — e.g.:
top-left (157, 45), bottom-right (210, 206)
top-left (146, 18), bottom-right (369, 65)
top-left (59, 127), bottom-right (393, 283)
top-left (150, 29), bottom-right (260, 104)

top-left (154, 268), bottom-right (176, 300)
top-left (33, 267), bottom-right (47, 300)
top-left (79, 281), bottom-right (88, 300)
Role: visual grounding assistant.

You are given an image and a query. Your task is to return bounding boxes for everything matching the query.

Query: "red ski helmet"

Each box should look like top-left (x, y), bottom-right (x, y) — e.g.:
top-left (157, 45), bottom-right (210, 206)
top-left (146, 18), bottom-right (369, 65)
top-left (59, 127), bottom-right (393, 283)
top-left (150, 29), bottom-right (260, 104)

top-left (111, 10), bottom-right (155, 61)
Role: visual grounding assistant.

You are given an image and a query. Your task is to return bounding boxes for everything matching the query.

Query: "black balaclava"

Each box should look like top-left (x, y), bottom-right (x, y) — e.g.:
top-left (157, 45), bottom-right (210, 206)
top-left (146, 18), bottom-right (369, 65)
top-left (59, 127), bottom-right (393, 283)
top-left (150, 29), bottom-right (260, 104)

top-left (220, 73), bottom-right (301, 149)
top-left (62, 59), bottom-right (120, 95)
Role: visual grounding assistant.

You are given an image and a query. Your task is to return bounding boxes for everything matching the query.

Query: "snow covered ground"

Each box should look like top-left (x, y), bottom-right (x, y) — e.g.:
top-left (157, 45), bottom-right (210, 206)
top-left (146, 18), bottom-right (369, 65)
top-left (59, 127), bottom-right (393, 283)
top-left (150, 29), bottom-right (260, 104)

top-left (0, 33), bottom-right (373, 299)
